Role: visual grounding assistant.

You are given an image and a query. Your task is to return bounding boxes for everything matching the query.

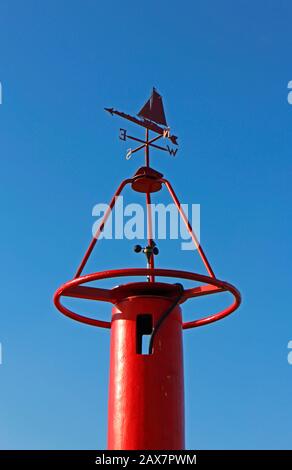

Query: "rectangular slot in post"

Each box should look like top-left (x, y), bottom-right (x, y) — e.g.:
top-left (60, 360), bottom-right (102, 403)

top-left (136, 314), bottom-right (153, 355)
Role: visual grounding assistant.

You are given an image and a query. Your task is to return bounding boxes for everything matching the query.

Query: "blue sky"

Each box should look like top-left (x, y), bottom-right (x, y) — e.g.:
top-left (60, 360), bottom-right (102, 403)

top-left (0, 0), bottom-right (292, 449)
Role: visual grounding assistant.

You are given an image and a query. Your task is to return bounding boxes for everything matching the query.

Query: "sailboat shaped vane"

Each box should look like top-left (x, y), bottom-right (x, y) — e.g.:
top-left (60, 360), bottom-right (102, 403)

top-left (138, 88), bottom-right (168, 126)
top-left (105, 87), bottom-right (178, 163)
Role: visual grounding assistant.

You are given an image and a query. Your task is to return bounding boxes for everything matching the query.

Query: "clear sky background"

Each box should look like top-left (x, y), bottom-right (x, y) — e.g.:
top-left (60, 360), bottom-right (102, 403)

top-left (0, 0), bottom-right (291, 450)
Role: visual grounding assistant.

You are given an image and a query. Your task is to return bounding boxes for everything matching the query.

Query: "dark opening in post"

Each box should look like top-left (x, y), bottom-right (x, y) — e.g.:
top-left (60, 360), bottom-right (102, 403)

top-left (136, 314), bottom-right (153, 355)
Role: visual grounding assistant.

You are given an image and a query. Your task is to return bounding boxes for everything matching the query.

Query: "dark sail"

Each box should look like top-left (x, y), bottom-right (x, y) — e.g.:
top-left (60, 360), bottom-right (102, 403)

top-left (137, 88), bottom-right (168, 126)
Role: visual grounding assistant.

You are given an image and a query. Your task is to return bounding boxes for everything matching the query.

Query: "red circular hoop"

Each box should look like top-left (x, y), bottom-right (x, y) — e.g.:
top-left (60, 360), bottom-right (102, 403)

top-left (54, 268), bottom-right (241, 329)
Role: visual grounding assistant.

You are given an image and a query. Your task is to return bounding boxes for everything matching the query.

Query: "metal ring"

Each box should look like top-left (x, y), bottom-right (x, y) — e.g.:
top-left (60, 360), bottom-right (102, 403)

top-left (54, 268), bottom-right (241, 329)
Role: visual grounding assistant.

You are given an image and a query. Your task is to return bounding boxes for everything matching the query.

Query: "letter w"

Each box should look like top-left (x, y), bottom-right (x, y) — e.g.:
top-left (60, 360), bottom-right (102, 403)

top-left (167, 145), bottom-right (178, 156)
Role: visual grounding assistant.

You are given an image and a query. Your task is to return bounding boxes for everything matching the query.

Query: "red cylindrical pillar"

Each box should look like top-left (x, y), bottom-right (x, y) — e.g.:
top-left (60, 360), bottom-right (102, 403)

top-left (107, 294), bottom-right (185, 450)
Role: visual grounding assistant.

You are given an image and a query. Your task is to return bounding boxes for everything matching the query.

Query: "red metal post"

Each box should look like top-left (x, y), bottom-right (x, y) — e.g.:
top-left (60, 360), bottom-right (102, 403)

top-left (107, 294), bottom-right (185, 450)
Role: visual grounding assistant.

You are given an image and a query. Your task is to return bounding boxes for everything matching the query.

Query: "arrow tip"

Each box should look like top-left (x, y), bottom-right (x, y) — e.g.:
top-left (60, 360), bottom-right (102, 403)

top-left (170, 135), bottom-right (178, 146)
top-left (104, 107), bottom-right (114, 115)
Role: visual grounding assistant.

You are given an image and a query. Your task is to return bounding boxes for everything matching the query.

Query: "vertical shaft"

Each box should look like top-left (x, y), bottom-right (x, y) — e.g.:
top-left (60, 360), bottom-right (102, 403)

top-left (145, 128), bottom-right (155, 282)
top-left (146, 191), bottom-right (155, 282)
top-left (145, 128), bottom-right (150, 167)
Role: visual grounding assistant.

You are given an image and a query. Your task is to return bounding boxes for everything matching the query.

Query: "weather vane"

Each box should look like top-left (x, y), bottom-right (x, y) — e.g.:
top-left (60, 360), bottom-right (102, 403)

top-left (105, 87), bottom-right (178, 163)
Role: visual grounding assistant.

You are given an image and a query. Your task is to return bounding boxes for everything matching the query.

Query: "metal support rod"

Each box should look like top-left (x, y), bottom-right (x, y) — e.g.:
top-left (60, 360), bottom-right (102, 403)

top-left (127, 133), bottom-right (163, 148)
top-left (74, 178), bottom-right (132, 278)
top-left (145, 128), bottom-right (150, 167)
top-left (126, 134), bottom-right (166, 159)
top-left (146, 191), bottom-right (155, 282)
top-left (162, 179), bottom-right (216, 278)
top-left (145, 128), bottom-right (155, 282)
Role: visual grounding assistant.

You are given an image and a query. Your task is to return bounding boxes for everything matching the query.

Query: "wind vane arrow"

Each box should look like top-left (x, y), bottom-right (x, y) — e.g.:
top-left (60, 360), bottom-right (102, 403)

top-left (104, 107), bottom-right (114, 116)
top-left (104, 107), bottom-right (178, 146)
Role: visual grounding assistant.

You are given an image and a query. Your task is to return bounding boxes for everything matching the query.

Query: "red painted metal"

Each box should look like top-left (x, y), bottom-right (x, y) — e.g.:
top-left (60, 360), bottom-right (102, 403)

top-left (73, 170), bottom-right (216, 280)
top-left (74, 178), bottom-right (132, 278)
top-left (131, 167), bottom-right (163, 193)
top-left (108, 295), bottom-right (184, 450)
top-left (54, 90), bottom-right (241, 450)
top-left (161, 179), bottom-right (215, 278)
top-left (54, 268), bottom-right (241, 330)
top-left (145, 129), bottom-right (155, 282)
